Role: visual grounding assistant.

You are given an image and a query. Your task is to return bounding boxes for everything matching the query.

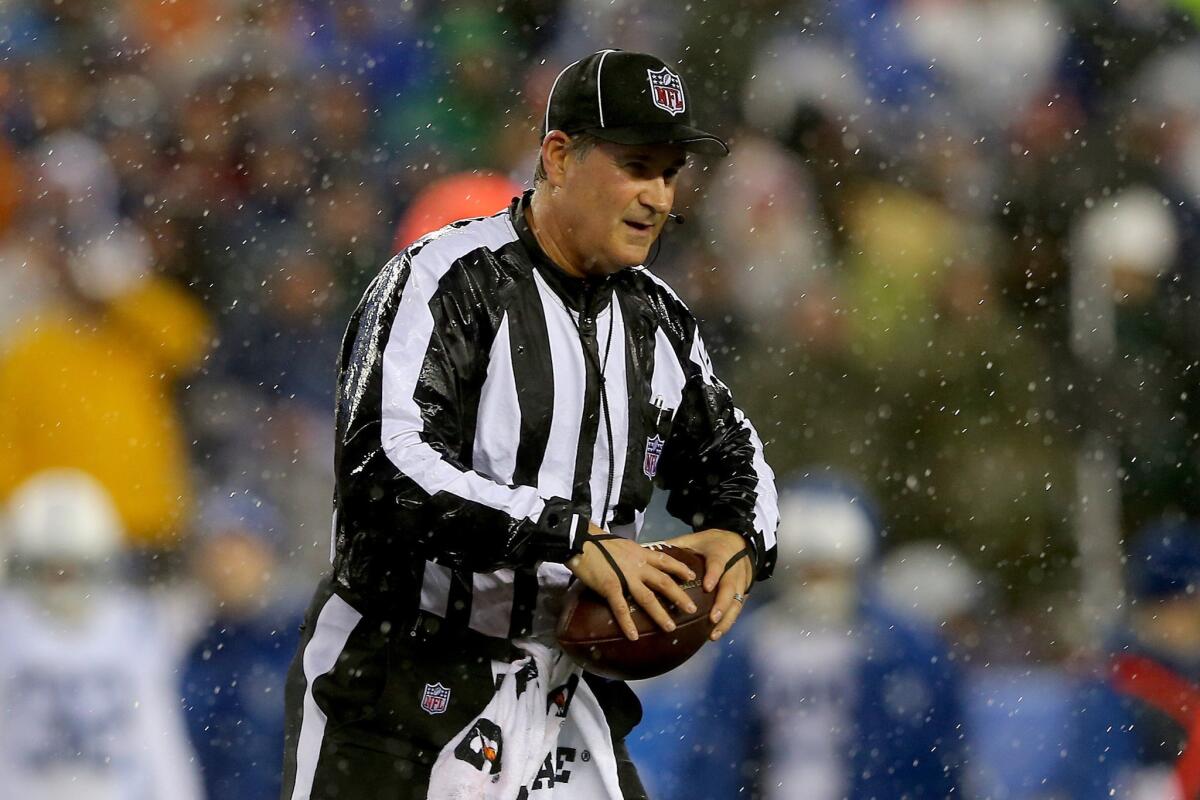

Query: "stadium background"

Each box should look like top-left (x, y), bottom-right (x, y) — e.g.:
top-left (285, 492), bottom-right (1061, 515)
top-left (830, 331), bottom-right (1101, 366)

top-left (2, 0), bottom-right (1200, 798)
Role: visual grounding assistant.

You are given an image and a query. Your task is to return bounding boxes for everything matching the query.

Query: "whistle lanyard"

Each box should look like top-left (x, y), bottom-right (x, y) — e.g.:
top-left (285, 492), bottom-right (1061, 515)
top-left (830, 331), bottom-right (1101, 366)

top-left (569, 288), bottom-right (617, 532)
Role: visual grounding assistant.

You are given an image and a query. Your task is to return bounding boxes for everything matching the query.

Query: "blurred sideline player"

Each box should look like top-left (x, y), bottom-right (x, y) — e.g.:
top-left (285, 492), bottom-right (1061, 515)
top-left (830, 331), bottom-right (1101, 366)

top-left (0, 469), bottom-right (203, 800)
top-left (1072, 520), bottom-right (1200, 800)
top-left (683, 474), bottom-right (965, 799)
top-left (181, 489), bottom-right (305, 800)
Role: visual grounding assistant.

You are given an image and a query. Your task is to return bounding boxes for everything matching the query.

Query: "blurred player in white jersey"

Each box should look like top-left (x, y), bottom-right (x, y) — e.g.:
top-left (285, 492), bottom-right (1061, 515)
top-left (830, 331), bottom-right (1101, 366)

top-left (0, 469), bottom-right (203, 800)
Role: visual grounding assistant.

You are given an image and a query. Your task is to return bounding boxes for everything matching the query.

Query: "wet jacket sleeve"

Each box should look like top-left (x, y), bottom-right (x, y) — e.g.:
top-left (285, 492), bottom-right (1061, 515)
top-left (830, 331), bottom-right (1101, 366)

top-left (335, 253), bottom-right (588, 573)
top-left (656, 324), bottom-right (779, 582)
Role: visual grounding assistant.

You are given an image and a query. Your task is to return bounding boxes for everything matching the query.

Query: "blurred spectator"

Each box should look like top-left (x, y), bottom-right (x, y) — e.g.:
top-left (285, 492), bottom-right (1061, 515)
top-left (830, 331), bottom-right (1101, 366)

top-left (729, 269), bottom-right (883, 479)
top-left (392, 171), bottom-right (523, 252)
top-left (1068, 185), bottom-right (1195, 528)
top-left (683, 473), bottom-right (965, 799)
top-left (33, 130), bottom-right (121, 237)
top-left (0, 234), bottom-right (54, 342)
top-left (840, 180), bottom-right (963, 368)
top-left (1072, 519), bottom-right (1200, 799)
top-left (698, 133), bottom-right (831, 332)
top-left (0, 469), bottom-right (203, 799)
top-left (181, 488), bottom-right (305, 800)
top-left (548, 0), bottom-right (685, 72)
top-left (381, 6), bottom-right (515, 170)
top-left (217, 246), bottom-right (341, 412)
top-left (122, 0), bottom-right (233, 88)
top-left (23, 59), bottom-right (93, 139)
top-left (0, 135), bottom-right (22, 236)
top-left (901, 0), bottom-right (1067, 135)
top-left (0, 219), bottom-right (211, 552)
top-left (307, 173), bottom-right (394, 296)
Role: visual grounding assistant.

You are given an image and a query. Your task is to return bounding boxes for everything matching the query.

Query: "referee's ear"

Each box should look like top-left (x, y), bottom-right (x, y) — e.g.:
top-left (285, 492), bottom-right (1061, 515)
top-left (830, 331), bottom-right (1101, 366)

top-left (540, 130), bottom-right (572, 189)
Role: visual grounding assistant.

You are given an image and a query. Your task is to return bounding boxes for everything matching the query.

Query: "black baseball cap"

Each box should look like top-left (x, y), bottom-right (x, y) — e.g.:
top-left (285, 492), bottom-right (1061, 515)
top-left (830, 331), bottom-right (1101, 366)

top-left (543, 50), bottom-right (729, 157)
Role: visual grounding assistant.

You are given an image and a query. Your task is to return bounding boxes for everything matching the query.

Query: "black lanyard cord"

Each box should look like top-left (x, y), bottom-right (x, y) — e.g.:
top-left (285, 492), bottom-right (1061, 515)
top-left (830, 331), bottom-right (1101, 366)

top-left (570, 288), bottom-right (618, 532)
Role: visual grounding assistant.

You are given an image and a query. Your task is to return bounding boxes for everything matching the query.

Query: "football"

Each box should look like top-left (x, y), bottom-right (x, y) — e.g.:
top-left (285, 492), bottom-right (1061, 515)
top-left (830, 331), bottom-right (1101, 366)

top-left (555, 544), bottom-right (715, 680)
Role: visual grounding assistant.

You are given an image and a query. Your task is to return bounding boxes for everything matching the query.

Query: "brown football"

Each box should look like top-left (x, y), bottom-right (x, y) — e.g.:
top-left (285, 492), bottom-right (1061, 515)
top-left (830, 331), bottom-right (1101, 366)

top-left (555, 544), bottom-right (715, 680)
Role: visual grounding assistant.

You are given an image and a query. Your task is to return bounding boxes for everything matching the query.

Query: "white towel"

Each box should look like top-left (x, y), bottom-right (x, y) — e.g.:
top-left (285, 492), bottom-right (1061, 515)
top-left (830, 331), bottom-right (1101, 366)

top-left (428, 640), bottom-right (624, 799)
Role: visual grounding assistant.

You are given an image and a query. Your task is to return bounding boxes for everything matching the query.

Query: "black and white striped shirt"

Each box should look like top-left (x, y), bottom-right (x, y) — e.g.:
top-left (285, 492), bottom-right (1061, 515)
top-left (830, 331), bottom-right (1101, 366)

top-left (331, 192), bottom-right (778, 640)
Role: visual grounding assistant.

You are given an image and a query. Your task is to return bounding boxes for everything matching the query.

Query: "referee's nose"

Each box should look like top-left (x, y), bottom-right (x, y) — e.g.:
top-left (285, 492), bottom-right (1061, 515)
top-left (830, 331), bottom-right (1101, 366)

top-left (640, 177), bottom-right (673, 220)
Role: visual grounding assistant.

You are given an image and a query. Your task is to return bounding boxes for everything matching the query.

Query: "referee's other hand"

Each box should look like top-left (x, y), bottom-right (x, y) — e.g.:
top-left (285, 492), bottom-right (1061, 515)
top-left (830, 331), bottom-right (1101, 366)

top-left (661, 529), bottom-right (754, 641)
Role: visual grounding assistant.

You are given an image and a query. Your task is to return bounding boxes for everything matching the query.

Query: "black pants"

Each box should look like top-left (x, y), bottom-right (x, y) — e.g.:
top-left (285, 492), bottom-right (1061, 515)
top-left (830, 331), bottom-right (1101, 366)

top-left (279, 577), bottom-right (649, 799)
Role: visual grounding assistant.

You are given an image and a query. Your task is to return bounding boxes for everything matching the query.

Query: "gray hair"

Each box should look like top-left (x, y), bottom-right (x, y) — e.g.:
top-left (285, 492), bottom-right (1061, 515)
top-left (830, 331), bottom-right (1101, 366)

top-left (533, 132), bottom-right (603, 185)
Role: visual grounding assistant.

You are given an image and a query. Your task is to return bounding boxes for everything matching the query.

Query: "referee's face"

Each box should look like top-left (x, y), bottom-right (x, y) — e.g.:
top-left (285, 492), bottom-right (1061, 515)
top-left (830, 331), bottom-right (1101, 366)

top-left (562, 139), bottom-right (687, 275)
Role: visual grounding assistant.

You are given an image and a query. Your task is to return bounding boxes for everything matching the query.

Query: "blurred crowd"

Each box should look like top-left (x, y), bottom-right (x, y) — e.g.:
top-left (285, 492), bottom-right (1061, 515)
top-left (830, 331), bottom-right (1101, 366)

top-left (3, 0), bottom-right (1200, 797)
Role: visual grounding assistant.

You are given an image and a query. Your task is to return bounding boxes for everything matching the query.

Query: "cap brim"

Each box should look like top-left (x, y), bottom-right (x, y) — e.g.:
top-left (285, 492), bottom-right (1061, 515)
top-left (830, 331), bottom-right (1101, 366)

top-left (584, 123), bottom-right (730, 157)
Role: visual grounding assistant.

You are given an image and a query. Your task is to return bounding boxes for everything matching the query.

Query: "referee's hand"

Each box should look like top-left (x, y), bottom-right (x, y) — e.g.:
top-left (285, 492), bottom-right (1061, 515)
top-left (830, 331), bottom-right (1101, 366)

top-left (567, 526), bottom-right (697, 641)
top-left (661, 529), bottom-right (753, 641)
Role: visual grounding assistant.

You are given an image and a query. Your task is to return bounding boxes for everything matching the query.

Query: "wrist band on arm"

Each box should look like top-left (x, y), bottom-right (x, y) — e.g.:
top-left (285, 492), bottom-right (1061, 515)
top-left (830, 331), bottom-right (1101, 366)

top-left (722, 546), bottom-right (754, 593)
top-left (575, 531), bottom-right (631, 600)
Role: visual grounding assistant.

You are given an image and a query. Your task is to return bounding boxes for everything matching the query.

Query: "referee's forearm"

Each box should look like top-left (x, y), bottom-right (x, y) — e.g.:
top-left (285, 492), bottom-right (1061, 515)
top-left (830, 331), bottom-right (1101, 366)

top-left (337, 457), bottom-right (589, 572)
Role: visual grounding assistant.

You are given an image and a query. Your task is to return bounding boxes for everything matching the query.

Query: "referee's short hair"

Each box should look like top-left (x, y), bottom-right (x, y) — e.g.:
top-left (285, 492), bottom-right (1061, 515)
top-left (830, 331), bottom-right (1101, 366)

top-left (533, 131), bottom-right (602, 185)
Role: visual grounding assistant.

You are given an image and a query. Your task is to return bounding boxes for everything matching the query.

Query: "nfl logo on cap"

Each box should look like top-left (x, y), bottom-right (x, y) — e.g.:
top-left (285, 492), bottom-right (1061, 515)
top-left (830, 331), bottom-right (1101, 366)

top-left (647, 67), bottom-right (685, 116)
top-left (541, 50), bottom-right (728, 156)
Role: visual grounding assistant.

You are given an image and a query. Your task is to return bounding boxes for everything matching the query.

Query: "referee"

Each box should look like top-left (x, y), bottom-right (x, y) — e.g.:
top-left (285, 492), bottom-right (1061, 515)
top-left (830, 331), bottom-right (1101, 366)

top-left (280, 50), bottom-right (779, 800)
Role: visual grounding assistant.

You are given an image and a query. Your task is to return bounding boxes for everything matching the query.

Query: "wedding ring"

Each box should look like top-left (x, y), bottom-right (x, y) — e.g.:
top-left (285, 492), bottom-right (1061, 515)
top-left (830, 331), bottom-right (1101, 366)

top-left (732, 592), bottom-right (746, 603)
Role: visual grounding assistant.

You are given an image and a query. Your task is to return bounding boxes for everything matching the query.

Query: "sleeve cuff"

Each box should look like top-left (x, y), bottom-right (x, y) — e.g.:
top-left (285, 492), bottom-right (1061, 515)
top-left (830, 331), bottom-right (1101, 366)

top-left (525, 497), bottom-right (589, 564)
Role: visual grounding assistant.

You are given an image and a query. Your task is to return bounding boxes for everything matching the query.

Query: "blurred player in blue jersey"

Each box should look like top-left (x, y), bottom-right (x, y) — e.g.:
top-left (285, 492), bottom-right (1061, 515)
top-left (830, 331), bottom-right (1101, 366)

top-left (682, 474), bottom-right (965, 799)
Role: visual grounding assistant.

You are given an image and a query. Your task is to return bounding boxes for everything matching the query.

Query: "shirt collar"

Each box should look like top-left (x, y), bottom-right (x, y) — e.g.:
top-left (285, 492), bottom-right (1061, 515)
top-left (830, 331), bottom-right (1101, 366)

top-left (510, 190), bottom-right (618, 313)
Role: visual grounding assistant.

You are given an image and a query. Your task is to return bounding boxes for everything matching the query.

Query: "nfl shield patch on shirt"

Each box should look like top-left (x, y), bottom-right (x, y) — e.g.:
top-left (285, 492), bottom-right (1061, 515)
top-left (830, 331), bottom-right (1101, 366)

top-left (422, 682), bottom-right (451, 715)
top-left (643, 435), bottom-right (664, 477)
